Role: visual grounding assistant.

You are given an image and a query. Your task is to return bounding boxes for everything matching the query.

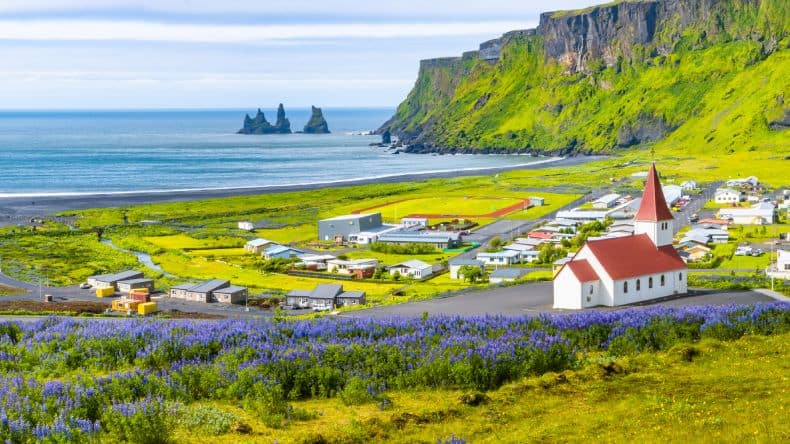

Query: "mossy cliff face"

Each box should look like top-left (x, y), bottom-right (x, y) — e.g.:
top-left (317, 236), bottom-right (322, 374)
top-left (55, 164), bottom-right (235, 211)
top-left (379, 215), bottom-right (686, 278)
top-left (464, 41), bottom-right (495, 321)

top-left (382, 0), bottom-right (789, 155)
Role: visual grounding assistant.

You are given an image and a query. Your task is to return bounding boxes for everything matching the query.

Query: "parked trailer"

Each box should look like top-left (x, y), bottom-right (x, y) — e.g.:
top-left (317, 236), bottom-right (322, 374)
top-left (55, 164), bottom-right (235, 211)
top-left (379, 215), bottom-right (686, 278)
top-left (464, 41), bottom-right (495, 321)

top-left (138, 302), bottom-right (158, 315)
top-left (130, 292), bottom-right (151, 303)
top-left (96, 287), bottom-right (115, 298)
top-left (111, 299), bottom-right (140, 312)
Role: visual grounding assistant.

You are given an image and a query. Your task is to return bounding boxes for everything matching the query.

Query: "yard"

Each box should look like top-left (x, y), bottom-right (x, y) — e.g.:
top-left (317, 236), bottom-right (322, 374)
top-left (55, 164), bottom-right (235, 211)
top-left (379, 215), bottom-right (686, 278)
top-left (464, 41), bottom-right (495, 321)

top-left (343, 249), bottom-right (452, 267)
top-left (144, 234), bottom-right (245, 250)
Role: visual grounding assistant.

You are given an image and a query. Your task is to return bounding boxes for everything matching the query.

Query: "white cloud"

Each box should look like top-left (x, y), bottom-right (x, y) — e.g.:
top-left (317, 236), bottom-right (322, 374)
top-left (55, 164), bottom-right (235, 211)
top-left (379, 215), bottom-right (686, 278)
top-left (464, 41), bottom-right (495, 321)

top-left (0, 19), bottom-right (536, 43)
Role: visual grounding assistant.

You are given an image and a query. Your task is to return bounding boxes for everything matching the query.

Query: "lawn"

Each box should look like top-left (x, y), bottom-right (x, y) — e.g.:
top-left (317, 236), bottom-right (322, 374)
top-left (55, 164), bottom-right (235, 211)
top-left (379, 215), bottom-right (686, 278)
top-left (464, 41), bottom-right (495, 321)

top-left (357, 196), bottom-right (526, 220)
top-left (188, 248), bottom-right (248, 257)
top-left (343, 249), bottom-right (452, 266)
top-left (502, 192), bottom-right (584, 220)
top-left (253, 224), bottom-right (316, 244)
top-left (144, 234), bottom-right (245, 250)
top-left (718, 253), bottom-right (771, 270)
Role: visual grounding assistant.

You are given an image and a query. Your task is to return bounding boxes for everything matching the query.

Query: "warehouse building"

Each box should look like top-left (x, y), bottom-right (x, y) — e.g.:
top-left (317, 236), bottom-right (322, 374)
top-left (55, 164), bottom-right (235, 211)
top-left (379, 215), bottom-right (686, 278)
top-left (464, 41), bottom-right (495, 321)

top-left (318, 213), bottom-right (384, 242)
top-left (87, 270), bottom-right (144, 289)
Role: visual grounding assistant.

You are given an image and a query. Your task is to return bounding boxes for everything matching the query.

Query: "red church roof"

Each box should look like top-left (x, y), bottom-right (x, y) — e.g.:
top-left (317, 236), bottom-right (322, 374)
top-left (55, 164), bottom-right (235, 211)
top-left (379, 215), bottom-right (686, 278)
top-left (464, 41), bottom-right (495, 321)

top-left (584, 234), bottom-right (686, 280)
top-left (634, 163), bottom-right (674, 222)
top-left (566, 259), bottom-right (600, 282)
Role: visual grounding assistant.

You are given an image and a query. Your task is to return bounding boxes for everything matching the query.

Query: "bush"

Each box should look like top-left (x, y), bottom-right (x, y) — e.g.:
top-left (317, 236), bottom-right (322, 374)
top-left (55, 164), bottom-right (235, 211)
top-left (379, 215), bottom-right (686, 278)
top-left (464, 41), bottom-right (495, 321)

top-left (103, 397), bottom-right (175, 444)
top-left (176, 405), bottom-right (239, 436)
top-left (370, 242), bottom-right (438, 254)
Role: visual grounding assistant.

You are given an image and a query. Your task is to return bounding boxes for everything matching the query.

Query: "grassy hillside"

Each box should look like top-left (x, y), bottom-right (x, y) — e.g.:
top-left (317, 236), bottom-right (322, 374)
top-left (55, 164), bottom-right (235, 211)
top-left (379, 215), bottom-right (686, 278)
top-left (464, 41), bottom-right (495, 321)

top-left (385, 0), bottom-right (790, 155)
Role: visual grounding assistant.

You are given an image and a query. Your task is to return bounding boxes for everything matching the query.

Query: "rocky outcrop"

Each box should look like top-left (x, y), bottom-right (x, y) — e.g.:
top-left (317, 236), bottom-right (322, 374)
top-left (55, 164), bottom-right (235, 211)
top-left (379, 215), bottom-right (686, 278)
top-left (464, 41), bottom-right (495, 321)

top-left (238, 104), bottom-right (291, 134)
top-left (768, 109), bottom-right (790, 130)
top-left (303, 106), bottom-right (330, 134)
top-left (382, 128), bottom-right (391, 144)
top-left (616, 115), bottom-right (672, 147)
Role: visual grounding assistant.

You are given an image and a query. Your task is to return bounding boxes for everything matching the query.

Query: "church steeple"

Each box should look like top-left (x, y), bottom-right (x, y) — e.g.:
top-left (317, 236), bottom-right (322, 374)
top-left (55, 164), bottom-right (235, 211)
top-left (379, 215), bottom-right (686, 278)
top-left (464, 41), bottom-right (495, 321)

top-left (634, 163), bottom-right (674, 247)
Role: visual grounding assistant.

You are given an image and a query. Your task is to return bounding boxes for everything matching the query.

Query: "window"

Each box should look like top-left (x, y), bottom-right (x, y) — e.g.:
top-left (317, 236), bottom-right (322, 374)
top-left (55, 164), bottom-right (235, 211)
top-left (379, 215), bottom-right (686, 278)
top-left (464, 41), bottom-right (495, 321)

top-left (649, 277), bottom-right (653, 288)
top-left (623, 281), bottom-right (628, 293)
top-left (679, 272), bottom-right (683, 281)
top-left (661, 275), bottom-right (665, 286)
top-left (636, 279), bottom-right (641, 291)
top-left (589, 286), bottom-right (594, 294)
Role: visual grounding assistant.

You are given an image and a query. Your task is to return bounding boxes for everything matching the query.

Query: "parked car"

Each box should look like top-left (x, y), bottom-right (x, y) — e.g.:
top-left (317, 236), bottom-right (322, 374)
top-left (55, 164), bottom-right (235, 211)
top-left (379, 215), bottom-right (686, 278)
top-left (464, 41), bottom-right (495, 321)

top-left (79, 282), bottom-right (92, 289)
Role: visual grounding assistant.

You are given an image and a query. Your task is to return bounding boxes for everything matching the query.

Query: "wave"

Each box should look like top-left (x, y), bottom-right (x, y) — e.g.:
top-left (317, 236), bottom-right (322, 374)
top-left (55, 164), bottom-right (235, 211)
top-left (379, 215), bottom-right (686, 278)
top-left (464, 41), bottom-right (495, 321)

top-left (0, 157), bottom-right (564, 199)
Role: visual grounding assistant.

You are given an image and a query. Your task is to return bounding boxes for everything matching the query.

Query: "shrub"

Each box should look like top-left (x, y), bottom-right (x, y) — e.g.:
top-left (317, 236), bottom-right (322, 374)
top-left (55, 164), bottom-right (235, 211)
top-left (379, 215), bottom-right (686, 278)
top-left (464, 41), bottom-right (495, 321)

top-left (103, 397), bottom-right (175, 444)
top-left (176, 405), bottom-right (239, 436)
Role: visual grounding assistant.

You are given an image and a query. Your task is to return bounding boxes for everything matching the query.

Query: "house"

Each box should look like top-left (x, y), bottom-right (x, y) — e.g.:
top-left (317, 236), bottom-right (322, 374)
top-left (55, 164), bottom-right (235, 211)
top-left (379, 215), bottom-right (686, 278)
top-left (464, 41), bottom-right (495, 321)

top-left (401, 217), bottom-right (428, 228)
top-left (503, 243), bottom-right (540, 262)
top-left (116, 278), bottom-right (154, 294)
top-left (515, 237), bottom-right (547, 248)
top-left (527, 231), bottom-right (554, 241)
top-left (680, 180), bottom-right (697, 191)
top-left (530, 197), bottom-right (545, 207)
top-left (318, 213), bottom-right (384, 242)
top-left (697, 218), bottom-right (730, 227)
top-left (245, 238), bottom-right (277, 254)
top-left (476, 249), bottom-right (521, 266)
top-left (327, 259), bottom-right (379, 278)
top-left (448, 258), bottom-right (484, 279)
top-left (677, 243), bottom-right (711, 262)
top-left (377, 231), bottom-right (462, 249)
top-left (296, 254), bottom-right (336, 271)
top-left (714, 188), bottom-right (743, 204)
top-left (489, 268), bottom-right (528, 284)
top-left (169, 284), bottom-right (194, 299)
top-left (663, 185), bottom-right (683, 206)
top-left (593, 194), bottom-right (621, 209)
top-left (726, 176), bottom-right (759, 188)
top-left (238, 221), bottom-right (255, 231)
top-left (554, 163), bottom-right (687, 309)
top-left (263, 245), bottom-right (304, 260)
top-left (87, 270), bottom-right (144, 289)
top-left (171, 279), bottom-right (238, 303)
top-left (213, 285), bottom-right (248, 304)
top-left (717, 202), bottom-right (776, 225)
top-left (766, 250), bottom-right (790, 280)
top-left (556, 198), bottom-right (641, 222)
top-left (285, 284), bottom-right (366, 310)
top-left (347, 224), bottom-right (404, 245)
top-left (680, 227), bottom-right (729, 245)
top-left (388, 260), bottom-right (434, 279)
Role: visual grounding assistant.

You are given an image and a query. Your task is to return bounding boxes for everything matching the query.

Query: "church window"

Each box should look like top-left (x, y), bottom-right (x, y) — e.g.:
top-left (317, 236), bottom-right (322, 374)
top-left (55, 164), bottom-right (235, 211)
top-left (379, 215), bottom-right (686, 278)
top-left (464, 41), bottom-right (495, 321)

top-left (679, 272), bottom-right (683, 281)
top-left (636, 279), bottom-right (641, 291)
top-left (661, 275), bottom-right (665, 286)
top-left (649, 277), bottom-right (653, 288)
top-left (623, 281), bottom-right (628, 293)
top-left (589, 286), bottom-right (594, 294)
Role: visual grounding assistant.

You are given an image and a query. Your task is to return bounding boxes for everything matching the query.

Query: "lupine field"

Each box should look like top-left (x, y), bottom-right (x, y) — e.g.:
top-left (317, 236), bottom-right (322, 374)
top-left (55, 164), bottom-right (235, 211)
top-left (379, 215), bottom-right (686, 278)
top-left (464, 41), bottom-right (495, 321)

top-left (0, 303), bottom-right (788, 443)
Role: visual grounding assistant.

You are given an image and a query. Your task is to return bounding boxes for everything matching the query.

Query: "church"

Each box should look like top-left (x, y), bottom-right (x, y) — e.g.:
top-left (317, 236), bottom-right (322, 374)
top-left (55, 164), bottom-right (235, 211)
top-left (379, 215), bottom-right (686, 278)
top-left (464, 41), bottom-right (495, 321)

top-left (553, 164), bottom-right (687, 309)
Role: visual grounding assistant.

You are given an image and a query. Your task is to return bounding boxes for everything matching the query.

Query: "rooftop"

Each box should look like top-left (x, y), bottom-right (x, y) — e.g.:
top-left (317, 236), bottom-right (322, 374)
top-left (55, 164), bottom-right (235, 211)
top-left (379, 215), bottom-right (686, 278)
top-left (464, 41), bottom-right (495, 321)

top-left (391, 259), bottom-right (432, 270)
top-left (321, 213), bottom-right (380, 222)
top-left (188, 279), bottom-right (230, 294)
top-left (490, 268), bottom-right (528, 279)
top-left (634, 163), bottom-right (674, 222)
top-left (214, 285), bottom-right (247, 294)
top-left (584, 234), bottom-right (686, 280)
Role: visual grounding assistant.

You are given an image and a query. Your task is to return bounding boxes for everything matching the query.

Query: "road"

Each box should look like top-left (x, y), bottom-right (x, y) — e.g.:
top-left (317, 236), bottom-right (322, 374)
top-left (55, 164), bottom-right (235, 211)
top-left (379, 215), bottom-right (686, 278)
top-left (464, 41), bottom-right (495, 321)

top-left (673, 181), bottom-right (722, 232)
top-left (344, 282), bottom-right (779, 319)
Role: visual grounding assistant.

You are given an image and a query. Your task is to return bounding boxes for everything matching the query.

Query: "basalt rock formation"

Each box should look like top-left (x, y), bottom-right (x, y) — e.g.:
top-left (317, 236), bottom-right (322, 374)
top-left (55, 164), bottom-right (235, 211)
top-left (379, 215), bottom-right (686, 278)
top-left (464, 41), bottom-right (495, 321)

top-left (380, 0), bottom-right (788, 155)
top-left (238, 104), bottom-right (292, 134)
top-left (303, 106), bottom-right (331, 134)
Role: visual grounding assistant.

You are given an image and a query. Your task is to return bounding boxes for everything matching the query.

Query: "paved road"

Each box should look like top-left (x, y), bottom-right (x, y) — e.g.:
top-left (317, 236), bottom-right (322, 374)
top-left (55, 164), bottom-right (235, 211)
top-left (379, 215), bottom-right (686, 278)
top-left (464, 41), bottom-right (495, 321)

top-left (673, 181), bottom-right (722, 232)
top-left (343, 282), bottom-right (778, 319)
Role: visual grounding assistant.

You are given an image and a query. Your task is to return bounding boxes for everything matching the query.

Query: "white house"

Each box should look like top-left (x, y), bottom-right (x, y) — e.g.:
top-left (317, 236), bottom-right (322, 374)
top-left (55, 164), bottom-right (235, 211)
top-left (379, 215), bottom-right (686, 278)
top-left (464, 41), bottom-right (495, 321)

top-left (389, 260), bottom-right (434, 279)
top-left (680, 180), bottom-right (697, 191)
top-left (327, 259), bottom-right (379, 275)
top-left (477, 250), bottom-right (521, 266)
top-left (663, 185), bottom-right (683, 206)
top-left (714, 188), bottom-right (743, 204)
top-left (726, 176), bottom-right (759, 188)
top-left (554, 164), bottom-right (687, 309)
top-left (593, 194), bottom-right (621, 209)
top-left (263, 245), bottom-right (304, 260)
top-left (717, 202), bottom-right (776, 225)
top-left (238, 221), bottom-right (255, 231)
top-left (503, 243), bottom-right (540, 262)
top-left (401, 217), bottom-right (429, 228)
top-left (296, 254), bottom-right (337, 271)
top-left (245, 238), bottom-right (277, 254)
top-left (448, 258), bottom-right (484, 280)
top-left (489, 268), bottom-right (528, 284)
top-left (766, 250), bottom-right (790, 280)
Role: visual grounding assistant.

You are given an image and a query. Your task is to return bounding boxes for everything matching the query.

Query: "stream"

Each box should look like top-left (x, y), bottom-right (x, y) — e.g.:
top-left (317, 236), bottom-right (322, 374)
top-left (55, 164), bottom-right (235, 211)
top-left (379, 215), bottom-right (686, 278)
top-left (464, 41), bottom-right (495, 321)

top-left (100, 239), bottom-right (173, 276)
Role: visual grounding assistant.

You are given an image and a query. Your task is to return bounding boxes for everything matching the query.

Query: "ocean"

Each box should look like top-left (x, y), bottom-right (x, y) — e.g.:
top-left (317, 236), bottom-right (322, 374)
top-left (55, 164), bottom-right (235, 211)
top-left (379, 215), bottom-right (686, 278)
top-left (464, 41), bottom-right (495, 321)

top-left (0, 108), bottom-right (545, 196)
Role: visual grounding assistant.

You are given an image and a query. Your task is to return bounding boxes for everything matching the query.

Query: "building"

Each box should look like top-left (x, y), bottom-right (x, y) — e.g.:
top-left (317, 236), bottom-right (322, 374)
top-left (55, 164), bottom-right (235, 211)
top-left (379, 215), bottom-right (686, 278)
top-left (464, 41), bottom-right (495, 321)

top-left (116, 278), bottom-right (154, 294)
top-left (347, 224), bottom-right (404, 245)
top-left (515, 237), bottom-right (547, 249)
top-left (680, 180), bottom-right (697, 191)
top-left (296, 254), bottom-right (337, 271)
top-left (766, 250), bottom-right (790, 280)
top-left (676, 242), bottom-right (712, 262)
top-left (593, 194), bottom-right (621, 209)
top-left (726, 176), bottom-right (759, 188)
top-left (401, 217), bottom-right (429, 228)
top-left (530, 197), bottom-right (545, 207)
top-left (553, 164), bottom-right (687, 309)
top-left (327, 259), bottom-right (379, 278)
top-left (489, 268), bottom-right (528, 284)
top-left (377, 231), bottom-right (462, 249)
top-left (714, 188), bottom-right (743, 204)
top-left (680, 227), bottom-right (730, 245)
top-left (169, 280), bottom-right (249, 304)
top-left (503, 243), bottom-right (540, 262)
top-left (87, 270), bottom-right (144, 289)
top-left (476, 249), bottom-right (521, 266)
top-left (318, 213), bottom-right (384, 242)
top-left (448, 258), bottom-right (484, 280)
top-left (285, 284), bottom-right (366, 310)
top-left (556, 198), bottom-right (641, 222)
top-left (238, 221), bottom-right (255, 231)
top-left (263, 245), bottom-right (304, 260)
top-left (212, 285), bottom-right (248, 304)
top-left (663, 185), bottom-right (683, 206)
top-left (717, 202), bottom-right (776, 225)
top-left (245, 238), bottom-right (277, 254)
top-left (388, 260), bottom-right (434, 279)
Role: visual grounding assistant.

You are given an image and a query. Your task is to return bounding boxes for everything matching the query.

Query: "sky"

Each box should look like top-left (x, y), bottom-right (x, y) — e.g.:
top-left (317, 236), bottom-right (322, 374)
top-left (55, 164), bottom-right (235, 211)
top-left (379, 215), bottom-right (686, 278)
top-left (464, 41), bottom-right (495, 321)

top-left (0, 1), bottom-right (602, 109)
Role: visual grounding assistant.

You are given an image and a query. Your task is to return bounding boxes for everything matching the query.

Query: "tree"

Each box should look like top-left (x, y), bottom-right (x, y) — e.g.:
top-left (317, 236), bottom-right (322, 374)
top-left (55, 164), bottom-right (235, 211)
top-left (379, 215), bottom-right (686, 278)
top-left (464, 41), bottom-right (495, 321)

top-left (459, 265), bottom-right (485, 283)
top-left (489, 236), bottom-right (502, 249)
top-left (392, 271), bottom-right (401, 281)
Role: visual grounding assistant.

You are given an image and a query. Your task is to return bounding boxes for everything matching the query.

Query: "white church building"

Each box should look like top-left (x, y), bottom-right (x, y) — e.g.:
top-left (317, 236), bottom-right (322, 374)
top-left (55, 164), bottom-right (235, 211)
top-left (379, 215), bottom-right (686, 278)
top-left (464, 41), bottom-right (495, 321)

top-left (553, 163), bottom-right (687, 309)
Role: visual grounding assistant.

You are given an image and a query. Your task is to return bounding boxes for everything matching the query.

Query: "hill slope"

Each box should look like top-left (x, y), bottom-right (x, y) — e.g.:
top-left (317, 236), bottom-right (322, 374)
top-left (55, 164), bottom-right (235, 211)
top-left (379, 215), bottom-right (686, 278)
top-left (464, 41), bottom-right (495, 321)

top-left (381, 0), bottom-right (789, 155)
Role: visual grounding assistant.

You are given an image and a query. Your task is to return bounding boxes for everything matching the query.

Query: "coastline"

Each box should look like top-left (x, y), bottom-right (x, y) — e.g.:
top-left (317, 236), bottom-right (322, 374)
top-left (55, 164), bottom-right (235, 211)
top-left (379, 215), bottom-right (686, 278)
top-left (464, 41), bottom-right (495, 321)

top-left (0, 155), bottom-right (603, 219)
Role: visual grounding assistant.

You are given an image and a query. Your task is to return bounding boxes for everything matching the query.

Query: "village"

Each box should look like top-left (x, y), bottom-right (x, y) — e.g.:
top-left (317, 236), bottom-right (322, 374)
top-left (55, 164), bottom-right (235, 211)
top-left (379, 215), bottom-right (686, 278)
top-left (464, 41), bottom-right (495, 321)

top-left (62, 164), bottom-right (789, 318)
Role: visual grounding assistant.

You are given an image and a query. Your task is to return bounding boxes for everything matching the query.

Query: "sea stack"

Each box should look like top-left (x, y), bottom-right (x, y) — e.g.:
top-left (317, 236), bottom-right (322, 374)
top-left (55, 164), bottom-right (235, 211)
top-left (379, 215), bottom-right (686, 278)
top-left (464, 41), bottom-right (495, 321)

top-left (238, 104), bottom-right (292, 134)
top-left (382, 128), bottom-right (391, 144)
top-left (303, 106), bottom-right (331, 134)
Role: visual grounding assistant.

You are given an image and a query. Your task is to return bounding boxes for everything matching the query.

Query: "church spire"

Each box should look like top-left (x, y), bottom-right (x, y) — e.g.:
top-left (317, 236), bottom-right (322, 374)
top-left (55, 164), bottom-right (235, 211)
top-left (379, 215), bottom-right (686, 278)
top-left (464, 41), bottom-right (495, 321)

top-left (634, 162), bottom-right (674, 222)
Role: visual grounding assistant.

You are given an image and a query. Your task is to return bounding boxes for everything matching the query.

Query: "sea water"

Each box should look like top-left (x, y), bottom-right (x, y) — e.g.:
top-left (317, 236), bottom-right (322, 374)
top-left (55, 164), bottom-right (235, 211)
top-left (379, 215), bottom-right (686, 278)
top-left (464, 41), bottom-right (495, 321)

top-left (0, 108), bottom-right (544, 195)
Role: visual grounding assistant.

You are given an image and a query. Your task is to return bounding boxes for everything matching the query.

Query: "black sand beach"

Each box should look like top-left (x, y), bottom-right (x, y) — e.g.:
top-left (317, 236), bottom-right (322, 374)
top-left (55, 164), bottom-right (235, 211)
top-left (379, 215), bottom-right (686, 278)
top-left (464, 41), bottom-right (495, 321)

top-left (0, 155), bottom-right (603, 223)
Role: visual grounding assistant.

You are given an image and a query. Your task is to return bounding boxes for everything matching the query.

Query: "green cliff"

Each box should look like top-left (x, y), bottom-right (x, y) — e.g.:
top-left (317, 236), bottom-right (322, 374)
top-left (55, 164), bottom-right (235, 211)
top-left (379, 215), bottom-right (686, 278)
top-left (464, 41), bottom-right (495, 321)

top-left (382, 0), bottom-right (789, 155)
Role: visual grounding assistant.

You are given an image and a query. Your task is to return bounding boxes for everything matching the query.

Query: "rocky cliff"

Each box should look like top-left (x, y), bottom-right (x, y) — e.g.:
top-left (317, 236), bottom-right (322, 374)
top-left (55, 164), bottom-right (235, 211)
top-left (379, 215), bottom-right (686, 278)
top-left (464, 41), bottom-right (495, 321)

top-left (238, 103), bottom-right (292, 134)
top-left (382, 0), bottom-right (789, 155)
top-left (303, 106), bottom-right (331, 134)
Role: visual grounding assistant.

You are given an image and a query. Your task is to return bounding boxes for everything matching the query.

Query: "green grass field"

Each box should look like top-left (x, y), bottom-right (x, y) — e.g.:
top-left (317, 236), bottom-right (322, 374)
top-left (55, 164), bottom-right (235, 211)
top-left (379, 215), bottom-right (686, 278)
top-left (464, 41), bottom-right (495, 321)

top-left (169, 332), bottom-right (790, 443)
top-left (144, 234), bottom-right (244, 250)
top-left (357, 196), bottom-right (525, 219)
